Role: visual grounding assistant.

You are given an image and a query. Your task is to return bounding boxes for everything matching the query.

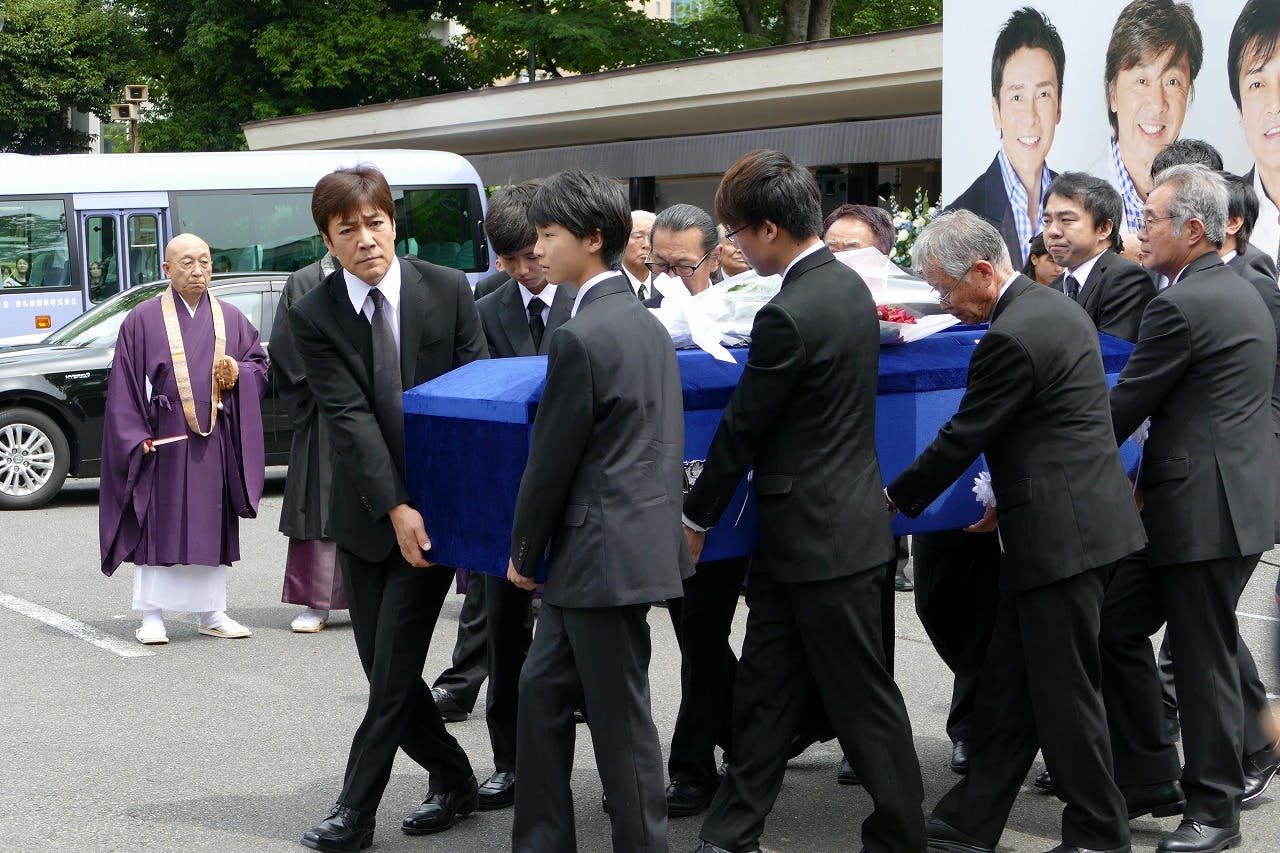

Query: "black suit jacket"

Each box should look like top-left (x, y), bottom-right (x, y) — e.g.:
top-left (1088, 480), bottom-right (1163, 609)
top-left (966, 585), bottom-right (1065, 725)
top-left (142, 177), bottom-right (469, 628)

top-left (510, 274), bottom-right (691, 607)
top-left (889, 276), bottom-right (1146, 594)
top-left (1054, 249), bottom-right (1155, 343)
top-left (684, 247), bottom-right (894, 583)
top-left (1229, 241), bottom-right (1279, 289)
top-left (289, 257), bottom-right (488, 562)
top-left (475, 279), bottom-right (575, 357)
top-left (1110, 251), bottom-right (1277, 566)
top-left (950, 154), bottom-right (1056, 266)
top-left (474, 270), bottom-right (510, 301)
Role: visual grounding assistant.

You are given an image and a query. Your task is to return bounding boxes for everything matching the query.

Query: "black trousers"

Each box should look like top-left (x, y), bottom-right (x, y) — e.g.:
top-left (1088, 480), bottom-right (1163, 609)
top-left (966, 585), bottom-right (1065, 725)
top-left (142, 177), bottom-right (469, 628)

top-left (336, 546), bottom-right (473, 812)
top-left (481, 573), bottom-right (534, 773)
top-left (933, 565), bottom-right (1128, 850)
top-left (513, 603), bottom-right (667, 853)
top-left (665, 557), bottom-right (749, 788)
top-left (1100, 551), bottom-right (1260, 825)
top-left (700, 569), bottom-right (924, 853)
top-left (911, 529), bottom-right (1001, 743)
top-left (431, 573), bottom-right (489, 711)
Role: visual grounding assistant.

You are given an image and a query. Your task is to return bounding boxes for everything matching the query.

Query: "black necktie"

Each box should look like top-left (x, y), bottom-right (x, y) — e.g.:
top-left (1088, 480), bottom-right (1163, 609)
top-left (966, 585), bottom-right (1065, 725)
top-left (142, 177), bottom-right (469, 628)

top-left (1066, 274), bottom-right (1081, 301)
top-left (528, 296), bottom-right (546, 353)
top-left (367, 288), bottom-right (403, 461)
top-left (636, 281), bottom-right (647, 301)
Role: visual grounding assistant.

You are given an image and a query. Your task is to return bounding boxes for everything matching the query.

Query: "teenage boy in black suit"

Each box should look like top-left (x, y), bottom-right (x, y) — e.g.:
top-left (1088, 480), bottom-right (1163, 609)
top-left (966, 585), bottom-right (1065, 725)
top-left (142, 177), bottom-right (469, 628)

top-left (684, 149), bottom-right (924, 853)
top-left (291, 165), bottom-right (488, 851)
top-left (506, 169), bottom-right (689, 852)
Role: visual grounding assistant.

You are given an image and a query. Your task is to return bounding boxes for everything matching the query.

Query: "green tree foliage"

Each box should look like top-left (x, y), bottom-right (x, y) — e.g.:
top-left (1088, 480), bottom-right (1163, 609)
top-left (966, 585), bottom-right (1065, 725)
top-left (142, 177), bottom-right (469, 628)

top-left (0, 0), bottom-right (146, 153)
top-left (127, 0), bottom-right (480, 151)
top-left (717, 0), bottom-right (940, 44)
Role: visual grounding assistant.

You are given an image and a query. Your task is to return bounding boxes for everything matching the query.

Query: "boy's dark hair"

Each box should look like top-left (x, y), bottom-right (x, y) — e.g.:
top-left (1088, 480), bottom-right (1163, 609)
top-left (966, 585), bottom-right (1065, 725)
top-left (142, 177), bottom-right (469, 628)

top-left (1222, 171), bottom-right (1261, 248)
top-left (529, 169), bottom-right (631, 268)
top-left (991, 7), bottom-right (1067, 100)
top-left (1046, 172), bottom-right (1126, 253)
top-left (1228, 0), bottom-right (1280, 110)
top-left (1150, 138), bottom-right (1223, 178)
top-left (311, 164), bottom-right (396, 237)
top-left (485, 180), bottom-right (543, 256)
top-left (1104, 0), bottom-right (1203, 136)
top-left (822, 203), bottom-right (895, 255)
top-left (715, 149), bottom-right (822, 240)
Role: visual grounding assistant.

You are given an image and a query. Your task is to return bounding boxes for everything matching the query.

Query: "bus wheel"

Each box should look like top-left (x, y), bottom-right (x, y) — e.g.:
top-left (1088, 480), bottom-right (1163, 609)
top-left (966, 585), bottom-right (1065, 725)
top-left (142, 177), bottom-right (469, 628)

top-left (0, 408), bottom-right (70, 510)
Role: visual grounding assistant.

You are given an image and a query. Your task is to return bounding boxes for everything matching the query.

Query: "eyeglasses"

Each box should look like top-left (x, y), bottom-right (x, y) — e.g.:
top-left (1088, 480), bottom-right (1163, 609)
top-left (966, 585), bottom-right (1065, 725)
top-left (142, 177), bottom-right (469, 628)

top-left (930, 260), bottom-right (978, 304)
top-left (723, 224), bottom-right (749, 244)
top-left (646, 246), bottom-right (715, 279)
top-left (1135, 213), bottom-right (1175, 233)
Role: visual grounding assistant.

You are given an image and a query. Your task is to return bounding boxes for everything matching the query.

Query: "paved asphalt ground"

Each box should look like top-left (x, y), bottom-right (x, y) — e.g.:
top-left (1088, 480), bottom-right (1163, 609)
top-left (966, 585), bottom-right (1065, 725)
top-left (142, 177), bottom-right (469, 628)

top-left (1, 470), bottom-right (1278, 852)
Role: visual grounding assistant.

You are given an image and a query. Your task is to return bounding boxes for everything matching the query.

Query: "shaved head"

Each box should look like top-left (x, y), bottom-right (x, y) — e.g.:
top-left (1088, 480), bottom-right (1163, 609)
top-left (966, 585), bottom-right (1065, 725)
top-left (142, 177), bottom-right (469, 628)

top-left (162, 233), bottom-right (213, 308)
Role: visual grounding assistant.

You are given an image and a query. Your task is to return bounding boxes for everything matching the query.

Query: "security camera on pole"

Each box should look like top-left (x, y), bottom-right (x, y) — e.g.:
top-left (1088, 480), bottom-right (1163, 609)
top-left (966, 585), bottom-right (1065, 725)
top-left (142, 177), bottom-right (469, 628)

top-left (109, 85), bottom-right (148, 153)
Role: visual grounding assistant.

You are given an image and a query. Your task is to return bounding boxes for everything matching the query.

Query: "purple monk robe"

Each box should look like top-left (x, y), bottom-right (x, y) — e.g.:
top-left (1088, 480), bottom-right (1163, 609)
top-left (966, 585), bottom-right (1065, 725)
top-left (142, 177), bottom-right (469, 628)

top-left (403, 329), bottom-right (1139, 580)
top-left (99, 290), bottom-right (268, 576)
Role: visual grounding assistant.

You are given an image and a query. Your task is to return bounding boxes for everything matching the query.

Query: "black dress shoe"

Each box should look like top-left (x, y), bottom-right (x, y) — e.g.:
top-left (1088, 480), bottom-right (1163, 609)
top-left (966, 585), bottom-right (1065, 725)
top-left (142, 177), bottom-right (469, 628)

top-left (477, 770), bottom-right (516, 810)
top-left (402, 775), bottom-right (479, 835)
top-left (573, 707), bottom-right (587, 724)
top-left (1033, 768), bottom-right (1054, 793)
top-left (1242, 748), bottom-right (1280, 806)
top-left (787, 726), bottom-right (834, 759)
top-left (1042, 844), bottom-right (1131, 853)
top-left (692, 840), bottom-right (761, 853)
top-left (950, 740), bottom-right (969, 775)
top-left (1121, 780), bottom-right (1185, 820)
top-left (894, 566), bottom-right (914, 591)
top-left (837, 757), bottom-right (861, 786)
top-left (1156, 819), bottom-right (1241, 853)
top-left (430, 686), bottom-right (468, 723)
top-left (666, 779), bottom-right (715, 817)
top-left (301, 803), bottom-right (374, 852)
top-left (925, 816), bottom-right (994, 853)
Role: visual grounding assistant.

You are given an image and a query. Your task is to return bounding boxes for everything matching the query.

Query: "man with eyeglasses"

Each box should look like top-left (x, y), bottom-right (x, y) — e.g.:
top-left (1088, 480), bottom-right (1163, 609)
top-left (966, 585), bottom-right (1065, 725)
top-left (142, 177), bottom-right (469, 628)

top-left (637, 203), bottom-right (750, 821)
top-left (623, 210), bottom-right (656, 300)
top-left (887, 209), bottom-right (1144, 853)
top-left (1103, 164), bottom-right (1277, 853)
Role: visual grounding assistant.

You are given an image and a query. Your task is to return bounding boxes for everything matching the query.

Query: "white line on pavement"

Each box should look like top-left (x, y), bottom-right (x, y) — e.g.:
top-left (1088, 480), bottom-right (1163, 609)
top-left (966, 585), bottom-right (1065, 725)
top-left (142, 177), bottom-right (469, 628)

top-left (0, 593), bottom-right (154, 658)
top-left (1238, 610), bottom-right (1280, 624)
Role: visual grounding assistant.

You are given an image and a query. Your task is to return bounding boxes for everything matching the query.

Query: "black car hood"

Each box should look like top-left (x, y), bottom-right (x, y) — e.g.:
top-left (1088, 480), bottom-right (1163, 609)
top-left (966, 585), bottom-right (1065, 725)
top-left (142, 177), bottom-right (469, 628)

top-left (0, 343), bottom-right (111, 379)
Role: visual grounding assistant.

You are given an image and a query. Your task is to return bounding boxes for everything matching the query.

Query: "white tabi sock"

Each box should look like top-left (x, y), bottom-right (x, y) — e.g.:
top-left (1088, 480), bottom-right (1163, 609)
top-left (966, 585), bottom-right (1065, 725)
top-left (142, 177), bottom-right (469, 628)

top-left (140, 609), bottom-right (165, 631)
top-left (198, 610), bottom-right (226, 629)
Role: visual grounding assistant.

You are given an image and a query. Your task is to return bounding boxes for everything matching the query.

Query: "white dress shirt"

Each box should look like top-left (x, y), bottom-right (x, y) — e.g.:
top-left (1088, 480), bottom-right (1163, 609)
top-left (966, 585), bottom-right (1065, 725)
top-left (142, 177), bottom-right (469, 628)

top-left (519, 282), bottom-right (557, 324)
top-left (622, 265), bottom-right (652, 300)
top-left (571, 270), bottom-right (620, 318)
top-left (781, 240), bottom-right (825, 281)
top-left (1064, 249), bottom-right (1105, 297)
top-left (344, 260), bottom-right (403, 349)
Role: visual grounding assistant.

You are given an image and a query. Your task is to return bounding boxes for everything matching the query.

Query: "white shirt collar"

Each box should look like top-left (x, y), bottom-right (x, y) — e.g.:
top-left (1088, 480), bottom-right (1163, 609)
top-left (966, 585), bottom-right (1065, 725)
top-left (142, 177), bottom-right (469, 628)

top-left (571, 270), bottom-right (619, 318)
top-left (1220, 249), bottom-right (1238, 265)
top-left (1066, 249), bottom-right (1105, 288)
top-left (781, 240), bottom-right (826, 282)
top-left (518, 282), bottom-right (557, 320)
top-left (988, 271), bottom-right (1021, 322)
top-left (345, 260), bottom-right (402, 316)
top-left (621, 265), bottom-right (650, 296)
top-left (1252, 168), bottom-right (1280, 263)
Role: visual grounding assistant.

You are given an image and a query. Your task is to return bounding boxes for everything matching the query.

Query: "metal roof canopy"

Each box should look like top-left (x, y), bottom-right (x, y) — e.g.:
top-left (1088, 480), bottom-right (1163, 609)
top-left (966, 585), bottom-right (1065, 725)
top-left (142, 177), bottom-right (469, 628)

top-left (468, 114), bottom-right (940, 185)
top-left (242, 25), bottom-right (942, 161)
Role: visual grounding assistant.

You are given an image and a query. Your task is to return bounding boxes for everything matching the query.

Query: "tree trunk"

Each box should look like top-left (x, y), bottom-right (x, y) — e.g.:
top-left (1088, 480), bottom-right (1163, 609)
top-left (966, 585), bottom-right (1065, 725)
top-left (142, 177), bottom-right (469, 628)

top-left (807, 0), bottom-right (835, 40)
top-left (782, 0), bottom-right (811, 44)
top-left (733, 0), bottom-right (764, 37)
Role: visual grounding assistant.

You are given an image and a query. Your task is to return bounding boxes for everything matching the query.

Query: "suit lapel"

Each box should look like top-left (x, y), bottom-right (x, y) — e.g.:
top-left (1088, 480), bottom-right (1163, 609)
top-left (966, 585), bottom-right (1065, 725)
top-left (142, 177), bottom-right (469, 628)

top-left (991, 274), bottom-right (1035, 323)
top-left (577, 274), bottom-right (631, 313)
top-left (544, 285), bottom-right (575, 354)
top-left (325, 269), bottom-right (374, 386)
top-left (1077, 250), bottom-right (1109, 309)
top-left (398, 259), bottom-right (426, 387)
top-left (498, 282), bottom-right (537, 357)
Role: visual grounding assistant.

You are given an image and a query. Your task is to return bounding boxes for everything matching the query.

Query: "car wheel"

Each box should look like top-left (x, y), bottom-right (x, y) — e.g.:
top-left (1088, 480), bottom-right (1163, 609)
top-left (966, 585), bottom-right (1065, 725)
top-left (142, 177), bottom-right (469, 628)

top-left (0, 408), bottom-right (71, 510)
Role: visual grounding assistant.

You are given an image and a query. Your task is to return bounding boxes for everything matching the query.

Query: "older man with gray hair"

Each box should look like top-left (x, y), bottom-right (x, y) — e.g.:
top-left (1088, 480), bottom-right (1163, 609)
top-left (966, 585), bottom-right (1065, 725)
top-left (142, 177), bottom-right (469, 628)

top-left (886, 209), bottom-right (1144, 853)
top-left (1102, 163), bottom-right (1278, 853)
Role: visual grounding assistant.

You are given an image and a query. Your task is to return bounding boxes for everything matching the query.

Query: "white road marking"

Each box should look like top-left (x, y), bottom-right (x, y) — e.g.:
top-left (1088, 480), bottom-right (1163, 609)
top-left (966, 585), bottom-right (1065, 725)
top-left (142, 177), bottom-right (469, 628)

top-left (1238, 610), bottom-right (1280, 624)
top-left (0, 593), bottom-right (154, 658)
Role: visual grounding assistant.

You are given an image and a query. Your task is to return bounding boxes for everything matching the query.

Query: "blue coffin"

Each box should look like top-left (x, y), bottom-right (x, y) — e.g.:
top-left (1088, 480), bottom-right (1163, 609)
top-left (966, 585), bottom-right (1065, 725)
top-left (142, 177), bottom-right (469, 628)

top-left (403, 328), bottom-right (1138, 579)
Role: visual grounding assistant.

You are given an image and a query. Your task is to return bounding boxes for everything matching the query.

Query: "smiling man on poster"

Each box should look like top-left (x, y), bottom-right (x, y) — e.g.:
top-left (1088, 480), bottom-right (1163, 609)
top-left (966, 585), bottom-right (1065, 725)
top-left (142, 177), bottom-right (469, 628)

top-left (1229, 0), bottom-right (1280, 263)
top-left (951, 7), bottom-right (1065, 268)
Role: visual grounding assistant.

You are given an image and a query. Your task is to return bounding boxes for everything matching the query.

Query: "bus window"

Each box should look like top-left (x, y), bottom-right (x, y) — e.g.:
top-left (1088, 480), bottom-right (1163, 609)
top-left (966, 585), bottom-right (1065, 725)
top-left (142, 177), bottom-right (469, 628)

top-left (0, 200), bottom-right (72, 290)
top-left (175, 191), bottom-right (319, 273)
top-left (127, 214), bottom-right (161, 286)
top-left (395, 187), bottom-right (485, 272)
top-left (85, 214), bottom-right (119, 303)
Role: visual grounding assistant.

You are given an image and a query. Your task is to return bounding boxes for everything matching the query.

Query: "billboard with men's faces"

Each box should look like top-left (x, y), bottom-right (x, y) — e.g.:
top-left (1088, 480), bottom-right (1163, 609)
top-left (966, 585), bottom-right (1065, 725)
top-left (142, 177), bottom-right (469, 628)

top-left (941, 0), bottom-right (1280, 265)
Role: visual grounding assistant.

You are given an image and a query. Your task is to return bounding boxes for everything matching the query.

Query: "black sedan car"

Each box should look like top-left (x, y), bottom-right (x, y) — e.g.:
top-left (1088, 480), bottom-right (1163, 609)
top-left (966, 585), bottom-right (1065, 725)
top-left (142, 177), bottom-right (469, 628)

top-left (0, 274), bottom-right (294, 510)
